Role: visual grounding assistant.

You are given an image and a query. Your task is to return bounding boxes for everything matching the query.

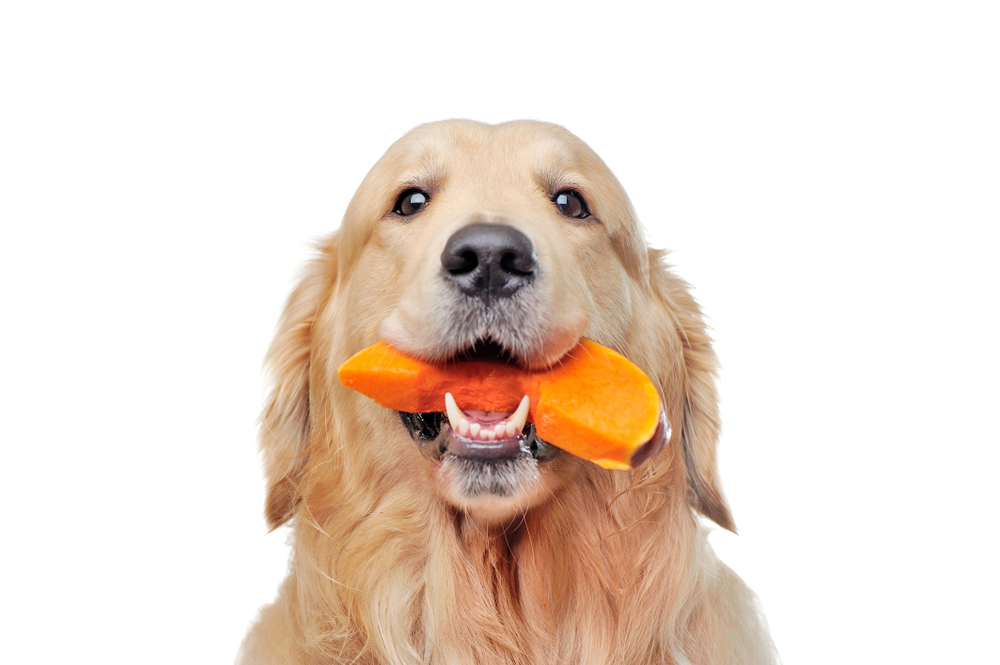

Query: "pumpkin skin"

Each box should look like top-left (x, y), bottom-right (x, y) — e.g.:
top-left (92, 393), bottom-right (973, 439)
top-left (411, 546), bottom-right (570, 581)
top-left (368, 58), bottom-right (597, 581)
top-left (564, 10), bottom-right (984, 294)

top-left (337, 339), bottom-right (665, 469)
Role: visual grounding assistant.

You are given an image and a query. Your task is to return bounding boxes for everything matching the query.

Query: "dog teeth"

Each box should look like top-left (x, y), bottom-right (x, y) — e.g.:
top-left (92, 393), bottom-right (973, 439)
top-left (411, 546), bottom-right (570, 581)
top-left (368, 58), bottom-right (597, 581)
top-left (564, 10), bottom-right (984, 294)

top-left (509, 395), bottom-right (530, 432)
top-left (444, 393), bottom-right (467, 429)
top-left (444, 392), bottom-right (532, 441)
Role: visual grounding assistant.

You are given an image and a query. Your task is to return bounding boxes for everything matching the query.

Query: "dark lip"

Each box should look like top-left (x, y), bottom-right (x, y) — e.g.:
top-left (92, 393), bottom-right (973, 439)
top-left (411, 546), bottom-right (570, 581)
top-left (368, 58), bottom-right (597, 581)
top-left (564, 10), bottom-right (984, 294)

top-left (399, 412), bottom-right (559, 463)
top-left (447, 431), bottom-right (523, 459)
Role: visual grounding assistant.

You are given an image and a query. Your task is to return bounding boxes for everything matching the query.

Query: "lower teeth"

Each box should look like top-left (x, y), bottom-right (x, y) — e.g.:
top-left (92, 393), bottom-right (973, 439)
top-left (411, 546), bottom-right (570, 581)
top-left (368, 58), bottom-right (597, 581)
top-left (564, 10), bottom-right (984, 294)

top-left (401, 412), bottom-right (557, 463)
top-left (444, 392), bottom-right (530, 441)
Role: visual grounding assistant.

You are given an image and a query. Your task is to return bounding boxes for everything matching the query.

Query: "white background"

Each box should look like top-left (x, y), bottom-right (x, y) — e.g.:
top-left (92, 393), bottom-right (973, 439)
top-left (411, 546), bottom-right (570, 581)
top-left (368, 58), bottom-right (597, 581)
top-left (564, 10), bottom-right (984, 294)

top-left (2, 2), bottom-right (997, 663)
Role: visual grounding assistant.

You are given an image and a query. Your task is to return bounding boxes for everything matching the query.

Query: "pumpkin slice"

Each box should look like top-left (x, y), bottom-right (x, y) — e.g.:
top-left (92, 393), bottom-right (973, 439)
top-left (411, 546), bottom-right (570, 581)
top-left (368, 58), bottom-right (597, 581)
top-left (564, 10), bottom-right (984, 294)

top-left (337, 339), bottom-right (666, 469)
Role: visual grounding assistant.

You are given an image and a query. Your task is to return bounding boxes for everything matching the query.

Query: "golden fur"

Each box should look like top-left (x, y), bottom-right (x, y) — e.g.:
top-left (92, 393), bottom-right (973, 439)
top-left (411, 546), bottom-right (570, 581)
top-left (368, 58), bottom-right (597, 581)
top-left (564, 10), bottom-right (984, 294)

top-left (239, 120), bottom-right (775, 664)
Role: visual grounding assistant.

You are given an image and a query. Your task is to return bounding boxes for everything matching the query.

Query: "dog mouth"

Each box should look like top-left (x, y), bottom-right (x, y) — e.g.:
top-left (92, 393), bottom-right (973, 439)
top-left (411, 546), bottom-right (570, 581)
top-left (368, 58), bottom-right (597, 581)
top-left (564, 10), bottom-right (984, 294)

top-left (399, 395), bottom-right (559, 461)
top-left (398, 337), bottom-right (560, 468)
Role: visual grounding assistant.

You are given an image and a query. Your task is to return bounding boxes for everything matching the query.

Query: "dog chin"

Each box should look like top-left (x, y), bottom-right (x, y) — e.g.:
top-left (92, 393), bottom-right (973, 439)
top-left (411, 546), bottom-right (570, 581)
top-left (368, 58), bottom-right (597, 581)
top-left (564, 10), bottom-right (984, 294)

top-left (399, 411), bottom-right (563, 523)
top-left (437, 454), bottom-right (553, 523)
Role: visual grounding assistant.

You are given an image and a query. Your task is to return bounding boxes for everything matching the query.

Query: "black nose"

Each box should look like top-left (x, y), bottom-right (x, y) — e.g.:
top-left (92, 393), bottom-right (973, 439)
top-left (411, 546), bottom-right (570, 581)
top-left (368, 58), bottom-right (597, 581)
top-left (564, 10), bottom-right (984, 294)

top-left (441, 223), bottom-right (536, 301)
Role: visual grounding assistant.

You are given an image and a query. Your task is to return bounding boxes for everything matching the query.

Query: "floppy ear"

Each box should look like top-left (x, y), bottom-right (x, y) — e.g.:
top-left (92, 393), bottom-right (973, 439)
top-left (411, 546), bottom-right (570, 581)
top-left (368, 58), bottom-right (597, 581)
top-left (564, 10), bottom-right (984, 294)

top-left (648, 249), bottom-right (736, 532)
top-left (259, 237), bottom-right (338, 529)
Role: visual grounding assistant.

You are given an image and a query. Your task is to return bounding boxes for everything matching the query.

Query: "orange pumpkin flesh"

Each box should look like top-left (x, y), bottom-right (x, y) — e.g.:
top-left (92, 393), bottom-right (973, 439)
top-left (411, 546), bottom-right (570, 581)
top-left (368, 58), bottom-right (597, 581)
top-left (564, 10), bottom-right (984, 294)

top-left (337, 339), bottom-right (663, 469)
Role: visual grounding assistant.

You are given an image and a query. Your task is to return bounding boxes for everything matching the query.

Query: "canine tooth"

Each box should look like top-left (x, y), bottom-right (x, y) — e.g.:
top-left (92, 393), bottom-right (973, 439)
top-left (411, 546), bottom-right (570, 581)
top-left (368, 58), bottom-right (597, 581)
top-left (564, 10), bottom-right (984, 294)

top-left (444, 393), bottom-right (467, 430)
top-left (505, 421), bottom-right (518, 438)
top-left (458, 418), bottom-right (470, 436)
top-left (469, 422), bottom-right (481, 438)
top-left (509, 395), bottom-right (530, 432)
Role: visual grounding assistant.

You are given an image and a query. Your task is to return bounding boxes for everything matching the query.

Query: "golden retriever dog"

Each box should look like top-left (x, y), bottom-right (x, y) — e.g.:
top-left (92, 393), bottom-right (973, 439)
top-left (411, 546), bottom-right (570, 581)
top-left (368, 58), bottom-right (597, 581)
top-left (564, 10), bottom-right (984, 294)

top-left (239, 120), bottom-right (775, 664)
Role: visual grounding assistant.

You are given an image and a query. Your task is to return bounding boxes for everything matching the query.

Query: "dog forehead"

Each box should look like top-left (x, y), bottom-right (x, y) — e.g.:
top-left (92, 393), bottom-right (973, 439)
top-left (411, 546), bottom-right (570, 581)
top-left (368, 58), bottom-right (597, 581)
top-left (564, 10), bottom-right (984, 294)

top-left (385, 120), bottom-right (600, 188)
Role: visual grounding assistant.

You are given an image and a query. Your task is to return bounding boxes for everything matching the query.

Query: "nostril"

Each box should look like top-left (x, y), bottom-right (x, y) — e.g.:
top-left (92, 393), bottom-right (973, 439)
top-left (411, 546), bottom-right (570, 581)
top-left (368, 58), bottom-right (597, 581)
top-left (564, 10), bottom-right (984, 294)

top-left (443, 247), bottom-right (479, 275)
top-left (452, 250), bottom-right (478, 275)
top-left (499, 252), bottom-right (532, 276)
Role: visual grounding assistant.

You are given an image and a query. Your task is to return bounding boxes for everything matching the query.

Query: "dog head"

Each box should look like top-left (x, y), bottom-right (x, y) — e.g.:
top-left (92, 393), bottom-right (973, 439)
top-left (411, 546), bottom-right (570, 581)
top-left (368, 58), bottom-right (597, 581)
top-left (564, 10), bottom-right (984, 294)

top-left (258, 120), bottom-right (733, 531)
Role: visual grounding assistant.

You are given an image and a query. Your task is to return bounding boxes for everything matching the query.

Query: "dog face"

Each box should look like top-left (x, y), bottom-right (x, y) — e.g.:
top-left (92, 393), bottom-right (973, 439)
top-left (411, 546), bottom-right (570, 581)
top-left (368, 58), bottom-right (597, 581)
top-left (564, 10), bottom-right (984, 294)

top-left (371, 121), bottom-right (638, 371)
top-left (260, 120), bottom-right (733, 530)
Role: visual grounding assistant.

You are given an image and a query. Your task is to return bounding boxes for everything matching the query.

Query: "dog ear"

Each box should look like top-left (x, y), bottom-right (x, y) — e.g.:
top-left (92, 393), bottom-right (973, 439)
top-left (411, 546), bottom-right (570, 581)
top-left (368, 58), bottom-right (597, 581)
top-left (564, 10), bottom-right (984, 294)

top-left (259, 237), bottom-right (338, 530)
top-left (648, 249), bottom-right (736, 532)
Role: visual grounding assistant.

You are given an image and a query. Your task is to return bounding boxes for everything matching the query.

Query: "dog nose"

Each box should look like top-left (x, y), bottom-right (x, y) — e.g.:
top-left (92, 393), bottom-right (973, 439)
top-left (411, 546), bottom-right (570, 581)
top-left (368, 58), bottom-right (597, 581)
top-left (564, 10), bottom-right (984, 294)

top-left (441, 223), bottom-right (536, 301)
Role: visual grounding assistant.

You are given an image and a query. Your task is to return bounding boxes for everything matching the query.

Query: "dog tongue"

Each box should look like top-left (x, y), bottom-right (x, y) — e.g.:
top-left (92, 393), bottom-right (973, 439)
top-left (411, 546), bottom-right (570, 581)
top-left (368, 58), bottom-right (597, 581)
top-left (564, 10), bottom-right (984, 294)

top-left (465, 410), bottom-right (508, 422)
top-left (337, 339), bottom-right (668, 469)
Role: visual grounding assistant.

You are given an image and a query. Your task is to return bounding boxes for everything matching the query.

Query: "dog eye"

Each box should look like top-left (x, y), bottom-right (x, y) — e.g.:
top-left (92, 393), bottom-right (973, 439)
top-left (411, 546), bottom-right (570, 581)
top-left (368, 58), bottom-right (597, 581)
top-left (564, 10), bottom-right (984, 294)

top-left (393, 189), bottom-right (430, 216)
top-left (553, 190), bottom-right (590, 219)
